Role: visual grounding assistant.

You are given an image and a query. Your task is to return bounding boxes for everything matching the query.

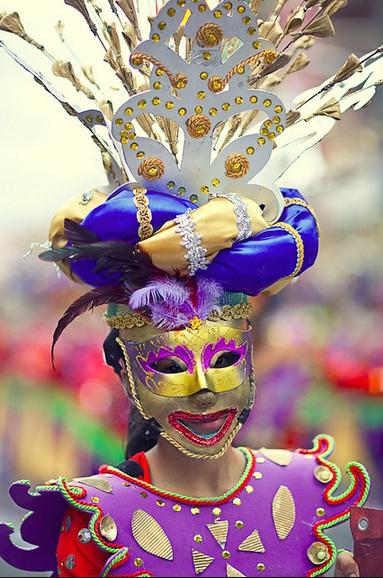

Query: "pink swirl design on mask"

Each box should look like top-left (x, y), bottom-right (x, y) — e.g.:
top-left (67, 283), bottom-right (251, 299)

top-left (138, 345), bottom-right (195, 374)
top-left (201, 338), bottom-right (248, 372)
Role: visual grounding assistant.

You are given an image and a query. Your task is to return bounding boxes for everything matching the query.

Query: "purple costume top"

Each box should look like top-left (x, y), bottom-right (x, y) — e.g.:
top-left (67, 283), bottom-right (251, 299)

top-left (0, 435), bottom-right (370, 577)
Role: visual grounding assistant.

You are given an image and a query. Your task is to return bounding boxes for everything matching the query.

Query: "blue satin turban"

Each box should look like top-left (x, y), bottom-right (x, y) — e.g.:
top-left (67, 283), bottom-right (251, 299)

top-left (70, 186), bottom-right (319, 296)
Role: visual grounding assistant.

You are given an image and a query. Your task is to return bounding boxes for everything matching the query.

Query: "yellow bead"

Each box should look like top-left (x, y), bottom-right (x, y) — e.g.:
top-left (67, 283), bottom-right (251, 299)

top-left (237, 65), bottom-right (245, 74)
top-left (198, 4), bottom-right (206, 11)
top-left (191, 507), bottom-right (200, 515)
top-left (167, 7), bottom-right (176, 16)
top-left (200, 185), bottom-right (209, 194)
top-left (275, 104), bottom-right (283, 113)
top-left (134, 558), bottom-right (143, 567)
top-left (194, 534), bottom-right (203, 543)
top-left (140, 491), bottom-right (148, 498)
top-left (158, 21), bottom-right (167, 30)
top-left (245, 485), bottom-right (254, 494)
top-left (212, 507), bottom-right (221, 516)
top-left (273, 115), bottom-right (281, 124)
top-left (177, 0), bottom-right (185, 5)
top-left (165, 101), bottom-right (174, 109)
top-left (209, 107), bottom-right (218, 116)
top-left (242, 16), bottom-right (251, 24)
top-left (203, 51), bottom-right (211, 61)
top-left (224, 2), bottom-right (232, 9)
top-left (195, 105), bottom-right (203, 113)
top-left (235, 96), bottom-right (244, 104)
top-left (253, 471), bottom-right (263, 479)
top-left (250, 96), bottom-right (258, 104)
top-left (276, 125), bottom-right (284, 134)
top-left (222, 550), bottom-right (231, 559)
top-left (260, 128), bottom-right (269, 135)
top-left (124, 107), bottom-right (133, 116)
top-left (130, 142), bottom-right (139, 150)
top-left (167, 181), bottom-right (175, 189)
top-left (235, 520), bottom-right (244, 528)
top-left (263, 99), bottom-right (272, 107)
top-left (178, 107), bottom-right (187, 116)
top-left (152, 97), bottom-right (160, 106)
top-left (233, 498), bottom-right (241, 506)
top-left (179, 187), bottom-right (187, 195)
top-left (91, 496), bottom-right (100, 503)
top-left (265, 119), bottom-right (273, 128)
top-left (115, 118), bottom-right (124, 126)
top-left (253, 40), bottom-right (261, 49)
top-left (156, 499), bottom-right (165, 506)
top-left (197, 91), bottom-right (206, 100)
top-left (214, 10), bottom-right (222, 18)
top-left (153, 81), bottom-right (162, 90)
top-left (173, 504), bottom-right (182, 512)
top-left (248, 27), bottom-right (256, 35)
top-left (136, 151), bottom-right (145, 158)
top-left (237, 5), bottom-right (246, 13)
top-left (316, 507), bottom-right (325, 517)
top-left (138, 100), bottom-right (147, 109)
top-left (247, 146), bottom-right (255, 155)
top-left (268, 131), bottom-right (276, 140)
top-left (120, 136), bottom-right (128, 144)
top-left (257, 563), bottom-right (266, 572)
top-left (156, 68), bottom-right (164, 76)
top-left (212, 178), bottom-right (221, 187)
top-left (257, 137), bottom-right (266, 146)
top-left (200, 71), bottom-right (209, 80)
top-left (222, 102), bottom-right (231, 111)
top-left (151, 33), bottom-right (160, 42)
top-left (125, 122), bottom-right (133, 130)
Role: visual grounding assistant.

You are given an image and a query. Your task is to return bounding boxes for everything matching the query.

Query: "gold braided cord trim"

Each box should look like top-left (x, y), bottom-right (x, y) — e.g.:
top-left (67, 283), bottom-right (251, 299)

top-left (223, 49), bottom-right (277, 88)
top-left (133, 187), bottom-right (154, 240)
top-left (284, 197), bottom-right (320, 238)
top-left (160, 424), bottom-right (242, 460)
top-left (106, 312), bottom-right (149, 329)
top-left (186, 114), bottom-right (211, 138)
top-left (196, 23), bottom-right (224, 47)
top-left (274, 222), bottom-right (305, 279)
top-left (130, 52), bottom-right (188, 89)
top-left (138, 157), bottom-right (165, 181)
top-left (116, 337), bottom-right (150, 419)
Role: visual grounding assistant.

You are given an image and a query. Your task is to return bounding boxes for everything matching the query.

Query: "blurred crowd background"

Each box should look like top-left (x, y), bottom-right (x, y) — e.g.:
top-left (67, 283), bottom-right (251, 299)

top-left (0, 0), bottom-right (382, 575)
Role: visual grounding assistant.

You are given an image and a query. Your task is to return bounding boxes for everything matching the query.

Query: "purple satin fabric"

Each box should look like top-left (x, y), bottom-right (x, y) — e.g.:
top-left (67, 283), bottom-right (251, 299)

top-left (70, 186), bottom-right (319, 296)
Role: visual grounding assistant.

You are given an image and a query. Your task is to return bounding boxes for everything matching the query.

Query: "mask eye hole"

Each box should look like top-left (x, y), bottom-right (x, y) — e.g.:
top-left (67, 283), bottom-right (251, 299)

top-left (149, 356), bottom-right (188, 374)
top-left (210, 351), bottom-right (240, 369)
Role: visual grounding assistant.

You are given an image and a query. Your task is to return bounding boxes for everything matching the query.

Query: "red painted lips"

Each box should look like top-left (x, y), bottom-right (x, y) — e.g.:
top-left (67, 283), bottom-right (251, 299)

top-left (168, 408), bottom-right (238, 446)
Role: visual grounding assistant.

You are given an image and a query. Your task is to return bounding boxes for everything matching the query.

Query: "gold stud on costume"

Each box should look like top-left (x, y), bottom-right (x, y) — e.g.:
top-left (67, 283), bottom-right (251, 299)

top-left (238, 529), bottom-right (265, 553)
top-left (132, 509), bottom-right (174, 560)
top-left (307, 542), bottom-right (330, 565)
top-left (272, 485), bottom-right (296, 540)
top-left (74, 476), bottom-right (113, 493)
top-left (260, 448), bottom-right (292, 467)
top-left (314, 465), bottom-right (334, 484)
top-left (226, 563), bottom-right (246, 577)
top-left (99, 515), bottom-right (118, 542)
top-left (207, 520), bottom-right (229, 549)
top-left (192, 549), bottom-right (215, 574)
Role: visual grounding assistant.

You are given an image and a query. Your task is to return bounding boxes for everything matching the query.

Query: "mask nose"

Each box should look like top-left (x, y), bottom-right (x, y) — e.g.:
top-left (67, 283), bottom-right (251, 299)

top-left (196, 359), bottom-right (209, 391)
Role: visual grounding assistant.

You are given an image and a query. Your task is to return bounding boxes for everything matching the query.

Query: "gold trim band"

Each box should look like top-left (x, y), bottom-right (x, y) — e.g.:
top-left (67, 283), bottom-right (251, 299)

top-left (284, 197), bottom-right (320, 238)
top-left (274, 222), bottom-right (304, 279)
top-left (133, 187), bottom-right (153, 240)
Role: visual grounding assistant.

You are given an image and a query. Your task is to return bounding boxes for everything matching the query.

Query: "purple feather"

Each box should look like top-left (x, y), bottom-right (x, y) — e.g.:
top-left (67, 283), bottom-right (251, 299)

top-left (129, 277), bottom-right (189, 310)
top-left (196, 278), bottom-right (223, 319)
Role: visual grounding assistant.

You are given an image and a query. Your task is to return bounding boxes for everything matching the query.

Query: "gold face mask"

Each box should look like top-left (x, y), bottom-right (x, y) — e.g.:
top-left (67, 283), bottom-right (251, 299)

top-left (118, 322), bottom-right (255, 459)
top-left (122, 323), bottom-right (253, 397)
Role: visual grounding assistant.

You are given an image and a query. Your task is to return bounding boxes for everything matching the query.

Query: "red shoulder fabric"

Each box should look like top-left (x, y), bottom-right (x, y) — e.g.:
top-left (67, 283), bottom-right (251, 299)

top-left (56, 453), bottom-right (151, 576)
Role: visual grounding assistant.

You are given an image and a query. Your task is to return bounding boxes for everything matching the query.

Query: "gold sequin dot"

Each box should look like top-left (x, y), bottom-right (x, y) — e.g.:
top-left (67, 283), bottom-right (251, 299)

top-left (224, 1), bottom-right (232, 9)
top-left (96, 114), bottom-right (102, 122)
top-left (268, 132), bottom-right (276, 140)
top-left (237, 65), bottom-right (245, 74)
top-left (136, 151), bottom-right (145, 159)
top-left (198, 4), bottom-right (207, 11)
top-left (91, 496), bottom-right (100, 503)
top-left (168, 7), bottom-right (176, 16)
top-left (158, 21), bottom-right (167, 30)
top-left (253, 472), bottom-right (263, 479)
top-left (165, 101), bottom-right (174, 110)
top-left (222, 102), bottom-right (231, 111)
top-left (265, 119), bottom-right (273, 128)
top-left (153, 81), bottom-right (162, 90)
top-left (263, 99), bottom-right (272, 107)
top-left (178, 107), bottom-right (187, 116)
top-left (209, 107), bottom-right (218, 116)
top-left (253, 40), bottom-right (261, 49)
top-left (212, 507), bottom-right (221, 516)
top-left (247, 146), bottom-right (255, 155)
top-left (212, 178), bottom-right (221, 187)
top-left (222, 550), bottom-right (231, 559)
top-left (276, 125), bottom-right (284, 134)
top-left (178, 187), bottom-right (187, 195)
top-left (257, 563), bottom-right (266, 572)
top-left (167, 181), bottom-right (175, 189)
top-left (237, 5), bottom-right (246, 13)
top-left (140, 491), bottom-right (148, 498)
top-left (197, 91), bottom-right (206, 100)
top-left (156, 499), bottom-right (165, 506)
top-left (214, 9), bottom-right (222, 18)
top-left (152, 97), bottom-right (160, 106)
top-left (200, 71), bottom-right (209, 80)
top-left (235, 96), bottom-right (244, 104)
top-left (273, 115), bottom-right (281, 124)
top-left (173, 504), bottom-right (182, 512)
top-left (134, 558), bottom-right (143, 567)
top-left (177, 0), bottom-right (185, 6)
top-left (203, 51), bottom-right (211, 61)
top-left (85, 114), bottom-right (93, 123)
top-left (122, 481), bottom-right (130, 487)
top-left (235, 520), bottom-right (244, 528)
top-left (115, 118), bottom-right (124, 126)
top-left (191, 507), bottom-right (200, 515)
top-left (130, 142), bottom-right (139, 150)
top-left (120, 136), bottom-right (128, 144)
top-left (245, 485), bottom-right (254, 494)
top-left (195, 105), bottom-right (203, 114)
top-left (247, 27), bottom-right (256, 35)
top-left (250, 96), bottom-right (258, 104)
top-left (151, 33), bottom-right (160, 42)
top-left (260, 127), bottom-right (269, 136)
top-left (156, 68), bottom-right (164, 77)
top-left (233, 498), bottom-right (241, 506)
top-left (138, 100), bottom-right (147, 110)
top-left (194, 534), bottom-right (203, 543)
top-left (190, 194), bottom-right (198, 202)
top-left (242, 16), bottom-right (251, 25)
top-left (275, 104), bottom-right (283, 113)
top-left (316, 507), bottom-right (325, 517)
top-left (200, 185), bottom-right (209, 194)
top-left (257, 137), bottom-right (266, 146)
top-left (125, 122), bottom-right (133, 130)
top-left (124, 107), bottom-right (133, 116)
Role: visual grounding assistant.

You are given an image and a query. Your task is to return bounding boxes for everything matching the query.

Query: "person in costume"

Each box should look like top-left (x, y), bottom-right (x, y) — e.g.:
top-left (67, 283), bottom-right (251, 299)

top-left (1, 0), bottom-right (382, 576)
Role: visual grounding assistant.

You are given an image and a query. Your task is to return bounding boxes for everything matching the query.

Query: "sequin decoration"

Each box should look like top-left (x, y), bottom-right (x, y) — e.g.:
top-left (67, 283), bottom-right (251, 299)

top-left (314, 465), bottom-right (334, 484)
top-left (260, 448), bottom-right (292, 466)
top-left (272, 485), bottom-right (296, 540)
top-left (74, 476), bottom-right (113, 493)
top-left (99, 515), bottom-right (118, 542)
top-left (238, 529), bottom-right (265, 553)
top-left (226, 563), bottom-right (245, 577)
top-left (192, 549), bottom-right (215, 575)
top-left (207, 520), bottom-right (229, 549)
top-left (132, 509), bottom-right (174, 560)
top-left (77, 528), bottom-right (91, 544)
top-left (65, 554), bottom-right (76, 570)
top-left (307, 542), bottom-right (330, 565)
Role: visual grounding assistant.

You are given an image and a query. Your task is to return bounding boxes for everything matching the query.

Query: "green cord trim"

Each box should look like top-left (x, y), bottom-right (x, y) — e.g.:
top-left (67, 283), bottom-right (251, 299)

top-left (101, 547), bottom-right (129, 578)
top-left (102, 446), bottom-right (254, 504)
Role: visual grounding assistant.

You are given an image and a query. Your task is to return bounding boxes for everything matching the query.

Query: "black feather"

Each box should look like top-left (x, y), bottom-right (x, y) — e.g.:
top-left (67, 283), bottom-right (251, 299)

top-left (64, 218), bottom-right (100, 245)
top-left (51, 285), bottom-right (133, 366)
